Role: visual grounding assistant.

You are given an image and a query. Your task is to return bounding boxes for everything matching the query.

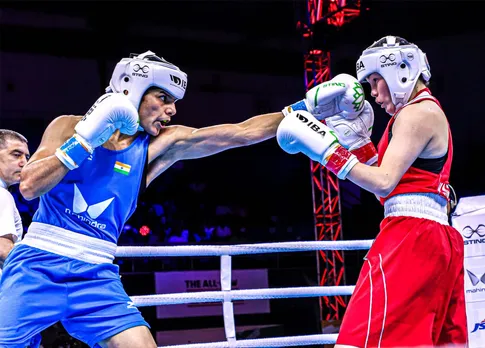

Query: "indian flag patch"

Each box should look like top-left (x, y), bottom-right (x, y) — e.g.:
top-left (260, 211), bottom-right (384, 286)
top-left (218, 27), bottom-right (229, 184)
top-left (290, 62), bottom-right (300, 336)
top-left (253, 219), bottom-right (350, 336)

top-left (114, 161), bottom-right (131, 176)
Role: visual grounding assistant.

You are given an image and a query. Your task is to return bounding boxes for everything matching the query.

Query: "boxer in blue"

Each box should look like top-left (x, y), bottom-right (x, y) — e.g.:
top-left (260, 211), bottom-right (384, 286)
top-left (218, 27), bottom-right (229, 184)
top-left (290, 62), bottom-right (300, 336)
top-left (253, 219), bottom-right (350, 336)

top-left (0, 50), bottom-right (363, 347)
top-left (0, 51), bottom-right (286, 348)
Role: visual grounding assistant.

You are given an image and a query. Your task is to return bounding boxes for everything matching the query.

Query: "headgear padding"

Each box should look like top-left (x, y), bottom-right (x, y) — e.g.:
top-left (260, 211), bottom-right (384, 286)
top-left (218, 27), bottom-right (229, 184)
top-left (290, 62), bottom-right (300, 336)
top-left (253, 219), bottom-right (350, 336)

top-left (356, 36), bottom-right (431, 109)
top-left (106, 51), bottom-right (187, 111)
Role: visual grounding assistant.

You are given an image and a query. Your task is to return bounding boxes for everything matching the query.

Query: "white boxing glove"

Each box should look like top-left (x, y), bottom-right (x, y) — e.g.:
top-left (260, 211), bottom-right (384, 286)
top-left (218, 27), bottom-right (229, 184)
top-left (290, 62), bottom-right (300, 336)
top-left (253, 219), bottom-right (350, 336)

top-left (325, 100), bottom-right (378, 165)
top-left (75, 93), bottom-right (139, 149)
top-left (282, 74), bottom-right (365, 120)
top-left (55, 93), bottom-right (139, 170)
top-left (277, 110), bottom-right (359, 179)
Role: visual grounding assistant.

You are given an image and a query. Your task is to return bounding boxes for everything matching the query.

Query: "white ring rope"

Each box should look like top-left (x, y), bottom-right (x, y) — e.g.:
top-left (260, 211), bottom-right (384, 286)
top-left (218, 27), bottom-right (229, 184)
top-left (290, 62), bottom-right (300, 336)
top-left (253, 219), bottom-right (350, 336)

top-left (116, 240), bottom-right (374, 257)
top-left (163, 333), bottom-right (339, 347)
top-left (119, 239), bottom-right (372, 347)
top-left (131, 285), bottom-right (355, 307)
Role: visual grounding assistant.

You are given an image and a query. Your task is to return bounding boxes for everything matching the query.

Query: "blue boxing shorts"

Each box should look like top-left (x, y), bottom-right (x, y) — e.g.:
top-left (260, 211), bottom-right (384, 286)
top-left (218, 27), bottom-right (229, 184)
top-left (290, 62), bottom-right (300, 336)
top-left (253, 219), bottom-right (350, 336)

top-left (0, 242), bottom-right (149, 347)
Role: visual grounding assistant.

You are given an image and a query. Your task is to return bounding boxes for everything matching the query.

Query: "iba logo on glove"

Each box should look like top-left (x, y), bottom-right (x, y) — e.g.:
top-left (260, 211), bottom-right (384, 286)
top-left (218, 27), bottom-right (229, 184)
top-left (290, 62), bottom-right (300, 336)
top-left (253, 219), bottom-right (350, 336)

top-left (295, 113), bottom-right (327, 136)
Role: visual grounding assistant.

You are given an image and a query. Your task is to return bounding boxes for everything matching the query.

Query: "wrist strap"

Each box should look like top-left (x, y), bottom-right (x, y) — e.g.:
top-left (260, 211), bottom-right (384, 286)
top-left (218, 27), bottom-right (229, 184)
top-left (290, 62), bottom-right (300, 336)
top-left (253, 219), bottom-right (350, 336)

top-left (323, 145), bottom-right (359, 179)
top-left (351, 142), bottom-right (378, 165)
top-left (282, 100), bottom-right (308, 117)
top-left (55, 134), bottom-right (93, 170)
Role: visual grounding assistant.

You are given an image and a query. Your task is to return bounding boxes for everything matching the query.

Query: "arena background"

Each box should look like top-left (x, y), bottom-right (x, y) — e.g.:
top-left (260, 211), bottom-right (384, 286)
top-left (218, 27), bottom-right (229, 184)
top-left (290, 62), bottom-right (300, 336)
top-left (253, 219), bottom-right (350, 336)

top-left (1, 1), bottom-right (484, 347)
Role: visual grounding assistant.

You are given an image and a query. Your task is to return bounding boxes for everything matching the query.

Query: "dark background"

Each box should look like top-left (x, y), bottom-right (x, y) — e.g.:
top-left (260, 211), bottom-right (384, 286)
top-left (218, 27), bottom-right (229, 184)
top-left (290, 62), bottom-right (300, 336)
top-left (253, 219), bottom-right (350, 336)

top-left (1, 0), bottom-right (484, 346)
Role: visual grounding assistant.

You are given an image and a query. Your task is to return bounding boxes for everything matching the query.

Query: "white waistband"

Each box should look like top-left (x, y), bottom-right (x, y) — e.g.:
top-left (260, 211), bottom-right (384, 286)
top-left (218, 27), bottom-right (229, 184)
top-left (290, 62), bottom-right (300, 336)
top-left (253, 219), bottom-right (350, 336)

top-left (21, 222), bottom-right (117, 264)
top-left (384, 193), bottom-right (449, 225)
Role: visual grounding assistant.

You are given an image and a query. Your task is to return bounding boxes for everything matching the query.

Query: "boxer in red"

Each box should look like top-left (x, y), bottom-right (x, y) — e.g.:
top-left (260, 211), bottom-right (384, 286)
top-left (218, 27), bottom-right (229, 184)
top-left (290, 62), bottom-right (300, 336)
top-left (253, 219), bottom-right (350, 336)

top-left (277, 36), bottom-right (468, 347)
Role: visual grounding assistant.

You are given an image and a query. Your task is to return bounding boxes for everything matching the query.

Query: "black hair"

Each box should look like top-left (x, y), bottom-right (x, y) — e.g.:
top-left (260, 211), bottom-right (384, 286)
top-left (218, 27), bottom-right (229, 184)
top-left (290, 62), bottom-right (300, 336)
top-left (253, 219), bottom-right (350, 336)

top-left (0, 129), bottom-right (28, 149)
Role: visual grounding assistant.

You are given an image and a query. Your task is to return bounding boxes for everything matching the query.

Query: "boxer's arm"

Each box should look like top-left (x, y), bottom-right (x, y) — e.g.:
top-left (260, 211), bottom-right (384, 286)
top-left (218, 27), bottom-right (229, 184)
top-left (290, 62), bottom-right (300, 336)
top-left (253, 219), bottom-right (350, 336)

top-left (146, 112), bottom-right (283, 185)
top-left (20, 116), bottom-right (79, 200)
top-left (346, 104), bottom-right (438, 197)
top-left (369, 162), bottom-right (382, 201)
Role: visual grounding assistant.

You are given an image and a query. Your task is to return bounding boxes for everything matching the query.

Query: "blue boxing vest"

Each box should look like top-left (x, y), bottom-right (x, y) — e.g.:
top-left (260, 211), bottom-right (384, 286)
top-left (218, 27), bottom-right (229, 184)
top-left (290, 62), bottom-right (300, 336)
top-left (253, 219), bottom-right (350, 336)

top-left (32, 133), bottom-right (150, 243)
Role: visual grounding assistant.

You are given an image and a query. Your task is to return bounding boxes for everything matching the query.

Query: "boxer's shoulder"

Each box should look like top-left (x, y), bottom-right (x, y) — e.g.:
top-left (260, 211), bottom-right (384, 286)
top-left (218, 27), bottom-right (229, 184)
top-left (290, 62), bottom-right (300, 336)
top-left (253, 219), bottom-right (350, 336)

top-left (43, 115), bottom-right (82, 138)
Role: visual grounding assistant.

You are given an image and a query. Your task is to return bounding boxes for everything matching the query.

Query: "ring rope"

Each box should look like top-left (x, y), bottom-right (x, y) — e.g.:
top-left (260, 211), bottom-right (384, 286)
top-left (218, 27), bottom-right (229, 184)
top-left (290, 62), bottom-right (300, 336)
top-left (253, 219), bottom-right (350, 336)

top-left (131, 285), bottom-right (355, 307)
top-left (119, 240), bottom-right (372, 347)
top-left (163, 333), bottom-right (339, 347)
top-left (116, 240), bottom-right (374, 257)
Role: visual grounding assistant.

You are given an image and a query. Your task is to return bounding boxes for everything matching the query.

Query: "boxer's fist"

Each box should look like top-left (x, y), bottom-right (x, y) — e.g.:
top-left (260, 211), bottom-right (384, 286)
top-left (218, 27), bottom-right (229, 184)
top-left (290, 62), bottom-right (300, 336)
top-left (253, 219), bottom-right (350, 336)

top-left (276, 110), bottom-right (359, 179)
top-left (283, 74), bottom-right (365, 120)
top-left (277, 110), bottom-right (338, 162)
top-left (325, 101), bottom-right (377, 165)
top-left (75, 93), bottom-right (139, 150)
top-left (56, 93), bottom-right (140, 170)
top-left (325, 100), bottom-right (374, 149)
top-left (307, 74), bottom-right (365, 120)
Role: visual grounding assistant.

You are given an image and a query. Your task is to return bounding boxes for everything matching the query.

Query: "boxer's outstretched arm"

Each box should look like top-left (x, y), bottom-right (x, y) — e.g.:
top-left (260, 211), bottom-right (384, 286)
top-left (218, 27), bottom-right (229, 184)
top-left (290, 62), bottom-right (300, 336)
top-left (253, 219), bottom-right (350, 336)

top-left (147, 112), bottom-right (284, 185)
top-left (20, 116), bottom-right (77, 200)
top-left (346, 103), bottom-right (443, 197)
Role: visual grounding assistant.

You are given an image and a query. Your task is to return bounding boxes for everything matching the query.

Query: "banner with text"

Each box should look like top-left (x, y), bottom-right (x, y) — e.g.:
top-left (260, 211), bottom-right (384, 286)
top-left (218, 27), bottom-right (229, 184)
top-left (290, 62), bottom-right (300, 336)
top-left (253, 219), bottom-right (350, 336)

top-left (155, 269), bottom-right (270, 319)
top-left (452, 195), bottom-right (485, 348)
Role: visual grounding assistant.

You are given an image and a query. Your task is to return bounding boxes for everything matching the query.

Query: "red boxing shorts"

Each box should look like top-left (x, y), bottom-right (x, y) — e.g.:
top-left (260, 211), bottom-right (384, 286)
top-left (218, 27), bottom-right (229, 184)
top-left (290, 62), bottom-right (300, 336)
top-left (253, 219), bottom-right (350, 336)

top-left (337, 216), bottom-right (468, 347)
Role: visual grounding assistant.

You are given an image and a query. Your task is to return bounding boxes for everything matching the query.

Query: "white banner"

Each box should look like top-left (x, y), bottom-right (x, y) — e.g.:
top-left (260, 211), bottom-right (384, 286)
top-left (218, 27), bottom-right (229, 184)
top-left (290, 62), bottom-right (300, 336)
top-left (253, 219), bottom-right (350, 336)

top-left (452, 195), bottom-right (485, 348)
top-left (156, 325), bottom-right (280, 345)
top-left (154, 269), bottom-right (270, 319)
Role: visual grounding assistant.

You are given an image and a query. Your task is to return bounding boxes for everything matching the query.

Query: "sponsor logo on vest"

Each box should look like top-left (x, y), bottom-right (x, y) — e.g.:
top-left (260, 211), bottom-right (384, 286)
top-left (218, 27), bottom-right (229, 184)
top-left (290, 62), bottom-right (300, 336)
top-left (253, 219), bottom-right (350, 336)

top-left (64, 184), bottom-right (114, 230)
